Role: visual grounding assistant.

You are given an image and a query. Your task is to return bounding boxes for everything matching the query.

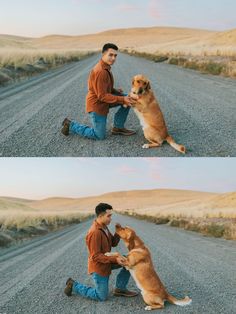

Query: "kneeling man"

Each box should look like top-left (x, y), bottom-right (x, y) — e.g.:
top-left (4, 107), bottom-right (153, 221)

top-left (64, 203), bottom-right (138, 301)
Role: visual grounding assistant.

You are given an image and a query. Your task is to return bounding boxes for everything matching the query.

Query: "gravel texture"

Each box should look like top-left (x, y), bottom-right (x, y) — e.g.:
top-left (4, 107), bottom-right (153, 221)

top-left (0, 214), bottom-right (236, 313)
top-left (0, 53), bottom-right (235, 157)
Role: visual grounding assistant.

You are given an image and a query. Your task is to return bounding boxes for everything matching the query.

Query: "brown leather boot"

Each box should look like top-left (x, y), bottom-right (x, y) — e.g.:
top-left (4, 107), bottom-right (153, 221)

top-left (61, 118), bottom-right (71, 136)
top-left (64, 277), bottom-right (75, 297)
top-left (111, 127), bottom-right (136, 136)
top-left (113, 288), bottom-right (139, 297)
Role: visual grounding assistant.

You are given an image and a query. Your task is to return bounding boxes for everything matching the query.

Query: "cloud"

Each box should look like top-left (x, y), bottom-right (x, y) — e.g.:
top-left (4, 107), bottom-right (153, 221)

top-left (72, 0), bottom-right (104, 4)
top-left (148, 0), bottom-right (160, 19)
top-left (115, 4), bottom-right (141, 12)
top-left (117, 164), bottom-right (137, 175)
top-left (143, 158), bottom-right (162, 181)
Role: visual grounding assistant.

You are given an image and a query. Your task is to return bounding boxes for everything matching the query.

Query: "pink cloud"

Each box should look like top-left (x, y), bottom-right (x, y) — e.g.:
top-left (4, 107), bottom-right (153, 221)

top-left (143, 158), bottom-right (162, 181)
top-left (117, 165), bottom-right (137, 175)
top-left (148, 0), bottom-right (160, 19)
top-left (115, 4), bottom-right (140, 12)
top-left (73, 0), bottom-right (103, 4)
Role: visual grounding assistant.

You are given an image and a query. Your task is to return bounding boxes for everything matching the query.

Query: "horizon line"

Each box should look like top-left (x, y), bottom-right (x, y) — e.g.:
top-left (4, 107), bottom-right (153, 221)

top-left (0, 25), bottom-right (235, 40)
top-left (1, 187), bottom-right (234, 202)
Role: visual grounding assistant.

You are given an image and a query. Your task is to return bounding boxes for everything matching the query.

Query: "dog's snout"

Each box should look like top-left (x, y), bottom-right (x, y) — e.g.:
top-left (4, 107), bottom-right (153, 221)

top-left (138, 87), bottom-right (143, 94)
top-left (115, 223), bottom-right (122, 229)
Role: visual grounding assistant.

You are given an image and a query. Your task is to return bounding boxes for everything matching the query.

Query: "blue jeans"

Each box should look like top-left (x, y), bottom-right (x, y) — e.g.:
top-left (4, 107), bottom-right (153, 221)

top-left (69, 94), bottom-right (130, 140)
top-left (72, 266), bottom-right (131, 302)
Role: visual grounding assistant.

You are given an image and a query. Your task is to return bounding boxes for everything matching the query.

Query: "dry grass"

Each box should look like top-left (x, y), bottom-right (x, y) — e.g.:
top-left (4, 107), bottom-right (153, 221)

top-left (118, 210), bottom-right (236, 240)
top-left (1, 26), bottom-right (236, 82)
top-left (122, 49), bottom-right (236, 78)
top-left (0, 49), bottom-right (96, 85)
top-left (0, 48), bottom-right (94, 68)
top-left (0, 208), bottom-right (94, 247)
top-left (0, 210), bottom-right (93, 230)
top-left (1, 189), bottom-right (235, 245)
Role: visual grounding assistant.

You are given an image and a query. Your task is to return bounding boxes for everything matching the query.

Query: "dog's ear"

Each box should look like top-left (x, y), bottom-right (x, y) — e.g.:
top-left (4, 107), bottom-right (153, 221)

top-left (126, 229), bottom-right (134, 240)
top-left (127, 229), bottom-right (135, 241)
top-left (146, 81), bottom-right (151, 90)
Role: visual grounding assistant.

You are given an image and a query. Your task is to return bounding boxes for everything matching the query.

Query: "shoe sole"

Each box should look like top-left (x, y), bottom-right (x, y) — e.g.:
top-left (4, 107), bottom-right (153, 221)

top-left (111, 132), bottom-right (136, 136)
top-left (113, 292), bottom-right (138, 297)
top-left (64, 288), bottom-right (72, 297)
top-left (61, 130), bottom-right (69, 136)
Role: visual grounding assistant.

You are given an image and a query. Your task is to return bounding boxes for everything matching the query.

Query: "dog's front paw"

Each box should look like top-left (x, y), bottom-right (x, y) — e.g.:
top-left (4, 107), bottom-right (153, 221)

top-left (105, 252), bottom-right (119, 257)
top-left (104, 252), bottom-right (113, 256)
top-left (145, 306), bottom-right (152, 311)
top-left (142, 144), bottom-right (150, 149)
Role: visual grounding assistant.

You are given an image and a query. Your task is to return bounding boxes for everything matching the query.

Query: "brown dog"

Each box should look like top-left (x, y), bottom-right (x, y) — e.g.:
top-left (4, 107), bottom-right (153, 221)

top-left (129, 74), bottom-right (186, 154)
top-left (106, 224), bottom-right (192, 311)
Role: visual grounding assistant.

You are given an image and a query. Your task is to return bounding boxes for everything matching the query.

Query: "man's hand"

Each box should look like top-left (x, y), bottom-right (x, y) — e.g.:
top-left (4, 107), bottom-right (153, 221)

top-left (117, 88), bottom-right (124, 94)
top-left (123, 96), bottom-right (137, 106)
top-left (116, 255), bottom-right (127, 266)
top-left (129, 92), bottom-right (139, 101)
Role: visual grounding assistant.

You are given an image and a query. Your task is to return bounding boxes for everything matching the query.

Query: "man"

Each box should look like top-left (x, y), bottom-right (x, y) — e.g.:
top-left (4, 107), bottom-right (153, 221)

top-left (64, 203), bottom-right (138, 301)
top-left (61, 43), bottom-right (137, 140)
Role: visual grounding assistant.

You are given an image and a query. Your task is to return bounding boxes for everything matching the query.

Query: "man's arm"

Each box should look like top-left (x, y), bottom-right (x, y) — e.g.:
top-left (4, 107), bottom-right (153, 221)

top-left (89, 230), bottom-right (117, 264)
top-left (95, 71), bottom-right (125, 105)
top-left (111, 232), bottom-right (120, 247)
top-left (111, 87), bottom-right (123, 95)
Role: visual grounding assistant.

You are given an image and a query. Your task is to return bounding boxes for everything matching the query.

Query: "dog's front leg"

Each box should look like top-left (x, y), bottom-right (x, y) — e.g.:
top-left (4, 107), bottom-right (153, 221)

top-left (105, 252), bottom-right (121, 257)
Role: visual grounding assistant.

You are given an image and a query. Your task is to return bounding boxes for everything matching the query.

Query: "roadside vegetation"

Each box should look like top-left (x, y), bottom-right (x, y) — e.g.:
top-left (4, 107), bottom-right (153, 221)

top-left (118, 210), bottom-right (236, 240)
top-left (121, 49), bottom-right (236, 78)
top-left (0, 49), bottom-right (96, 86)
top-left (0, 210), bottom-right (94, 247)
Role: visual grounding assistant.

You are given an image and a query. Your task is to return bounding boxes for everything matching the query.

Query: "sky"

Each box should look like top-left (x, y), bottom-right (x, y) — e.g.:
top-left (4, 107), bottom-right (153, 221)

top-left (0, 0), bottom-right (235, 37)
top-left (0, 158), bottom-right (235, 199)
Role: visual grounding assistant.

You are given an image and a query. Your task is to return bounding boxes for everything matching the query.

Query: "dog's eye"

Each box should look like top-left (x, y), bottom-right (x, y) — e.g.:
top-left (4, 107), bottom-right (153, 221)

top-left (137, 80), bottom-right (140, 83)
top-left (144, 82), bottom-right (147, 85)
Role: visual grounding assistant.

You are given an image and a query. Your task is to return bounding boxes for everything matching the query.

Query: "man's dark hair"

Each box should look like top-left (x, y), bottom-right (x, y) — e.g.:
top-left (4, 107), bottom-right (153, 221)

top-left (95, 203), bottom-right (113, 216)
top-left (102, 43), bottom-right (118, 53)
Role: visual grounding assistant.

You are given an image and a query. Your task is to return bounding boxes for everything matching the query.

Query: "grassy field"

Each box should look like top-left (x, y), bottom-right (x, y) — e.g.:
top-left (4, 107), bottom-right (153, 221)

top-left (0, 204), bottom-right (94, 247)
top-left (0, 49), bottom-right (96, 85)
top-left (1, 189), bottom-right (235, 245)
top-left (1, 27), bottom-right (236, 83)
top-left (117, 209), bottom-right (236, 240)
top-left (121, 49), bottom-right (236, 78)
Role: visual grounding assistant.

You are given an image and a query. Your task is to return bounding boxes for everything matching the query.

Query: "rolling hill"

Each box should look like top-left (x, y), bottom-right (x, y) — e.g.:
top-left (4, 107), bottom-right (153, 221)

top-left (1, 189), bottom-right (235, 217)
top-left (0, 26), bottom-right (235, 55)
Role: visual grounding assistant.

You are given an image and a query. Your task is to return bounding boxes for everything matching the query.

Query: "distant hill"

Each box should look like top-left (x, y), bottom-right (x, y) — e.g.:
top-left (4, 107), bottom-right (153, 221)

top-left (1, 189), bottom-right (235, 218)
top-left (1, 27), bottom-right (235, 55)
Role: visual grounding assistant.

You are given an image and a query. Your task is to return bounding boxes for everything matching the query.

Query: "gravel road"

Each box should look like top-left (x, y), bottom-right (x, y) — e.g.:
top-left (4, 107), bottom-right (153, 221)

top-left (0, 214), bottom-right (236, 314)
top-left (0, 53), bottom-right (235, 157)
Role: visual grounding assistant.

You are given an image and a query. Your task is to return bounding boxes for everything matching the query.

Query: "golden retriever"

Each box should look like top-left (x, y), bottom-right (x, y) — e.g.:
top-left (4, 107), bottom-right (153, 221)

top-left (106, 223), bottom-right (192, 311)
top-left (129, 74), bottom-right (186, 154)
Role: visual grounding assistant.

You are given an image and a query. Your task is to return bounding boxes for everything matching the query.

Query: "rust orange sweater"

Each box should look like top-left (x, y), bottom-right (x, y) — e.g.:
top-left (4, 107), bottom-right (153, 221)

top-left (86, 220), bottom-right (120, 276)
top-left (86, 59), bottom-right (125, 116)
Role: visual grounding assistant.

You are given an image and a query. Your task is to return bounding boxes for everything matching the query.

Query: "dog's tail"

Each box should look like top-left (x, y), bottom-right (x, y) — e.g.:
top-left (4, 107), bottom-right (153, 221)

top-left (166, 135), bottom-right (186, 154)
top-left (166, 294), bottom-right (192, 306)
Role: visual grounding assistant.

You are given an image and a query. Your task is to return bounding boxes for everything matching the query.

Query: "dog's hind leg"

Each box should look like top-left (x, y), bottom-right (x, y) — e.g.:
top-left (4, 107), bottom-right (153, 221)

top-left (143, 128), bottom-right (162, 149)
top-left (143, 294), bottom-right (164, 310)
top-left (142, 142), bottom-right (160, 149)
top-left (144, 304), bottom-right (164, 310)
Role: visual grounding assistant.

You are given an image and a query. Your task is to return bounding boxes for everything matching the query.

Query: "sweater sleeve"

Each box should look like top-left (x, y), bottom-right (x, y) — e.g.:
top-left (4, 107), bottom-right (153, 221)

top-left (95, 71), bottom-right (125, 105)
top-left (111, 87), bottom-right (122, 95)
top-left (89, 230), bottom-right (117, 264)
top-left (111, 232), bottom-right (120, 247)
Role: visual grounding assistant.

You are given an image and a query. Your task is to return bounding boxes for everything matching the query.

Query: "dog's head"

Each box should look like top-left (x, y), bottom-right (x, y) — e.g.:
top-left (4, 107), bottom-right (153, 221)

top-left (131, 74), bottom-right (151, 96)
top-left (115, 223), bottom-right (136, 241)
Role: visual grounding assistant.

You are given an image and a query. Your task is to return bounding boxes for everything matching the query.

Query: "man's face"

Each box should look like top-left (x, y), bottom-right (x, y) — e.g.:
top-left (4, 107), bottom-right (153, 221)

top-left (102, 48), bottom-right (118, 66)
top-left (99, 209), bottom-right (113, 225)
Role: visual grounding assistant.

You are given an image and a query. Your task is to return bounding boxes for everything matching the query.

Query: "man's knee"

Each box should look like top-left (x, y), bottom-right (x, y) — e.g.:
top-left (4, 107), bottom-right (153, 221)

top-left (97, 295), bottom-right (108, 302)
top-left (95, 131), bottom-right (106, 140)
top-left (97, 291), bottom-right (108, 301)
